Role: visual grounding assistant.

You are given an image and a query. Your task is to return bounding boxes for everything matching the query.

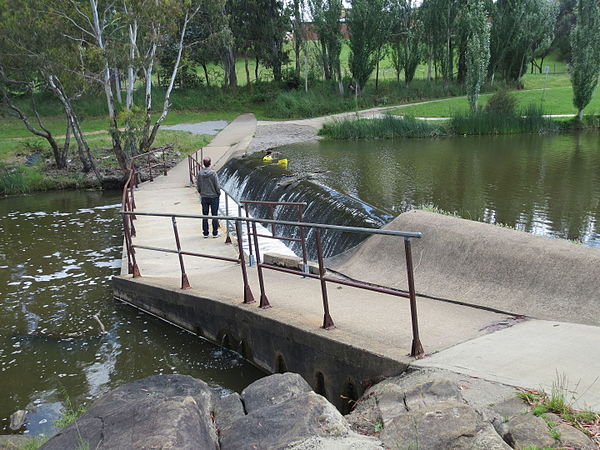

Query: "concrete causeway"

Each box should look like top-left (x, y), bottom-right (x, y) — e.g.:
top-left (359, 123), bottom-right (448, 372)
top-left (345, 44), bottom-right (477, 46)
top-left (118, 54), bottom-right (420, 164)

top-left (115, 114), bottom-right (600, 412)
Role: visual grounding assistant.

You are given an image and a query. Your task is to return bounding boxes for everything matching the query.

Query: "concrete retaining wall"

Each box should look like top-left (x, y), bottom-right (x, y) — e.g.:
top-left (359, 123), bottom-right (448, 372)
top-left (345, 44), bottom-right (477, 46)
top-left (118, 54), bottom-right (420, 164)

top-left (113, 276), bottom-right (407, 412)
top-left (331, 210), bottom-right (600, 326)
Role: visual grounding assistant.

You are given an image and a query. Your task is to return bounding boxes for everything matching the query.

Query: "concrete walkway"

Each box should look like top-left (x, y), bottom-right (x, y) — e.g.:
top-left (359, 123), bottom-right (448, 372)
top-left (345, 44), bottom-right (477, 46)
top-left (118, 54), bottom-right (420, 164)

top-left (120, 113), bottom-right (600, 412)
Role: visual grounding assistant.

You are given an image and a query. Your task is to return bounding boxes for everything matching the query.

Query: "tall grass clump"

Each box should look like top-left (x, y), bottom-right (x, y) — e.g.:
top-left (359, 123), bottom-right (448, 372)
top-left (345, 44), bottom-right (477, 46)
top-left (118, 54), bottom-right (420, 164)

top-left (450, 103), bottom-right (558, 135)
top-left (0, 164), bottom-right (74, 195)
top-left (320, 114), bottom-right (444, 139)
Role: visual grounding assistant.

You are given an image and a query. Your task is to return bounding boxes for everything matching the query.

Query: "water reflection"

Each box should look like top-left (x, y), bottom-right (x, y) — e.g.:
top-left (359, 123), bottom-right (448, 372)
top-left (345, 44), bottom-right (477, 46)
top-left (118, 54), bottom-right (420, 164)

top-left (281, 132), bottom-right (600, 246)
top-left (0, 191), bottom-right (263, 436)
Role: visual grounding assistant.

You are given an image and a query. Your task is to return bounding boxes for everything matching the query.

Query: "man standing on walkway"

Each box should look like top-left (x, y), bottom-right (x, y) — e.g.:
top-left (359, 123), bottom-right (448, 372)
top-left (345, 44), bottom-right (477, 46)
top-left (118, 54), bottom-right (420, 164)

top-left (196, 157), bottom-right (221, 238)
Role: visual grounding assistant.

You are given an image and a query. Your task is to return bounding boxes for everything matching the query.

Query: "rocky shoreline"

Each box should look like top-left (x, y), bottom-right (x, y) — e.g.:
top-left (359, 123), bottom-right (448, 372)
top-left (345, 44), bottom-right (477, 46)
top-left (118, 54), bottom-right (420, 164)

top-left (31, 369), bottom-right (597, 449)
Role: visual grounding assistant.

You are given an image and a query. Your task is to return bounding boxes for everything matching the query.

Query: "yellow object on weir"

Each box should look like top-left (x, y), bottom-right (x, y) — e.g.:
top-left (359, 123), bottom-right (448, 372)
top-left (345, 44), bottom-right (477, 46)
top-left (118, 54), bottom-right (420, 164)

top-left (262, 156), bottom-right (273, 162)
top-left (278, 158), bottom-right (288, 166)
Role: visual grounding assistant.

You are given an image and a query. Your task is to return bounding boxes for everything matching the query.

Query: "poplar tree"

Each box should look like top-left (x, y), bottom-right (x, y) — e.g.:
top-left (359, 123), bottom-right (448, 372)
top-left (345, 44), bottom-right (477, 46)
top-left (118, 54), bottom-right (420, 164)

top-left (347, 0), bottom-right (391, 94)
top-left (389, 0), bottom-right (423, 87)
top-left (570, 0), bottom-right (600, 121)
top-left (464, 0), bottom-right (491, 111)
top-left (309, 0), bottom-right (343, 87)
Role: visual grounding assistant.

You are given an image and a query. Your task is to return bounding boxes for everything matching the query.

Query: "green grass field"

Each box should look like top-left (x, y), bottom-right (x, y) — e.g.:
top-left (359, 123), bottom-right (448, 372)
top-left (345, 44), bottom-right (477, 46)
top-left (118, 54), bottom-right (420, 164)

top-left (391, 85), bottom-right (600, 117)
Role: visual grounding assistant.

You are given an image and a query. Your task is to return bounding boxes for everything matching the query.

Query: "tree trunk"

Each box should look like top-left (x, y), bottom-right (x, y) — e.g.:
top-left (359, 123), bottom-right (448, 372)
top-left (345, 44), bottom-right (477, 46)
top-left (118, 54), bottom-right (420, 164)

top-left (202, 64), bottom-right (210, 86)
top-left (427, 53), bottom-right (433, 81)
top-left (255, 57), bottom-right (260, 81)
top-left (48, 76), bottom-right (101, 181)
top-left (244, 57), bottom-right (250, 86)
top-left (143, 8), bottom-right (195, 154)
top-left (114, 69), bottom-right (123, 105)
top-left (375, 59), bottom-right (380, 92)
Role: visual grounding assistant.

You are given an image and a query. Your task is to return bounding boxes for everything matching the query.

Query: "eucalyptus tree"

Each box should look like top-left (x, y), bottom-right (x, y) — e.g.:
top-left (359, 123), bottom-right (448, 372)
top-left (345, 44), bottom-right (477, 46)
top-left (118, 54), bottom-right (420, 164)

top-left (570, 0), bottom-right (600, 121)
top-left (308, 0), bottom-right (343, 90)
top-left (347, 0), bottom-right (392, 94)
top-left (0, 0), bottom-right (100, 178)
top-left (463, 0), bottom-right (491, 111)
top-left (389, 0), bottom-right (423, 87)
top-left (48, 0), bottom-right (217, 170)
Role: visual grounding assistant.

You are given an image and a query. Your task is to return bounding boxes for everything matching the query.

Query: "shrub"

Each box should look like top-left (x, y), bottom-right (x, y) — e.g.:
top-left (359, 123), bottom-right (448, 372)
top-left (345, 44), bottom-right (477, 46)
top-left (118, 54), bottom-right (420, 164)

top-left (485, 90), bottom-right (517, 114)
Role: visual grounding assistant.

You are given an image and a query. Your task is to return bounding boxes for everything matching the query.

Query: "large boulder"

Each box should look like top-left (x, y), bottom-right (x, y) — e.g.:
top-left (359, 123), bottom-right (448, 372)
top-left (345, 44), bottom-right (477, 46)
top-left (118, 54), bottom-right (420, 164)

top-left (42, 374), bottom-right (220, 450)
top-left (347, 374), bottom-right (510, 450)
top-left (222, 372), bottom-right (382, 450)
top-left (241, 372), bottom-right (312, 413)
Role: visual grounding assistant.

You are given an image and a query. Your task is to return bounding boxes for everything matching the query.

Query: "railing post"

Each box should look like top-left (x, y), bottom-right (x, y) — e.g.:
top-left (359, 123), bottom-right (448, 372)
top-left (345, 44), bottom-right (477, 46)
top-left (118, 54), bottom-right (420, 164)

top-left (123, 214), bottom-right (140, 278)
top-left (316, 230), bottom-right (335, 329)
top-left (244, 204), bottom-right (255, 266)
top-left (188, 156), bottom-right (193, 186)
top-left (224, 194), bottom-right (232, 244)
top-left (236, 220), bottom-right (255, 304)
top-left (298, 205), bottom-right (309, 274)
top-left (172, 216), bottom-right (191, 290)
top-left (404, 238), bottom-right (424, 358)
top-left (252, 221), bottom-right (271, 309)
top-left (269, 204), bottom-right (275, 236)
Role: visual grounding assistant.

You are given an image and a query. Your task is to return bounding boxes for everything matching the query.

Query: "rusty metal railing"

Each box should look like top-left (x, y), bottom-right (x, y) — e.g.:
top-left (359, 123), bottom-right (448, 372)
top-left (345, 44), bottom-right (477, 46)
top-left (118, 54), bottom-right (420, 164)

top-left (121, 147), bottom-right (173, 279)
top-left (241, 200), bottom-right (309, 274)
top-left (119, 209), bottom-right (424, 357)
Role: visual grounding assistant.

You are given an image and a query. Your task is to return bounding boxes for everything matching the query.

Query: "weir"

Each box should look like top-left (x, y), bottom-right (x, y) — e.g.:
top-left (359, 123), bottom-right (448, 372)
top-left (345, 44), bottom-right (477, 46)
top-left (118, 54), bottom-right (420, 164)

top-left (112, 115), bottom-right (508, 409)
top-left (219, 155), bottom-right (393, 258)
top-left (113, 114), bottom-right (600, 412)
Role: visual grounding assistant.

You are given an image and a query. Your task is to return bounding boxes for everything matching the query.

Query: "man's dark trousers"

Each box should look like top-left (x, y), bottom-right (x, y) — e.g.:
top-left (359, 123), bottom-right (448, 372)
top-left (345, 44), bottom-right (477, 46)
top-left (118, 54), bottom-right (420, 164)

top-left (201, 196), bottom-right (220, 236)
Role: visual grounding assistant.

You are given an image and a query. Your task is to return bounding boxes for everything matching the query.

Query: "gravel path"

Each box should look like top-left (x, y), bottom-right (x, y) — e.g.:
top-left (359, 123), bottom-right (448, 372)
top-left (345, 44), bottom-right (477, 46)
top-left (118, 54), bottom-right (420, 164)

top-left (163, 120), bottom-right (228, 135)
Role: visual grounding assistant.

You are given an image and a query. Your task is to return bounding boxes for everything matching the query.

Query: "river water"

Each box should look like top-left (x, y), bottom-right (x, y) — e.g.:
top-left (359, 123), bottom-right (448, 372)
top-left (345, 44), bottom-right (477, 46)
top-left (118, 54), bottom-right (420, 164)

top-left (0, 191), bottom-right (264, 436)
top-left (277, 132), bottom-right (600, 246)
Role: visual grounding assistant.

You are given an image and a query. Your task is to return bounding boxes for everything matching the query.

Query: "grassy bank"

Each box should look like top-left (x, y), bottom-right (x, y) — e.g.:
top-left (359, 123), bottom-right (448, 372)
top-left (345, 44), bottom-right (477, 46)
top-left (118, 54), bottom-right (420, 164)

top-left (0, 131), bottom-right (210, 196)
top-left (320, 115), bottom-right (444, 139)
top-left (319, 108), bottom-right (566, 140)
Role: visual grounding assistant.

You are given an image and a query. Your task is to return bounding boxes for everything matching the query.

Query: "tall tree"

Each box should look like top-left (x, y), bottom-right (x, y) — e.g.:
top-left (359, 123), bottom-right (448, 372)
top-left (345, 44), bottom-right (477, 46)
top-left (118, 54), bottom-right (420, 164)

top-left (258, 0), bottom-right (290, 82)
top-left (570, 0), bottom-right (600, 121)
top-left (490, 0), bottom-right (559, 83)
top-left (309, 0), bottom-right (343, 90)
top-left (420, 0), bottom-right (462, 84)
top-left (347, 0), bottom-right (391, 93)
top-left (0, 0), bottom-right (99, 177)
top-left (291, 0), bottom-right (305, 79)
top-left (389, 0), bottom-right (423, 87)
top-left (553, 0), bottom-right (577, 60)
top-left (464, 0), bottom-right (491, 111)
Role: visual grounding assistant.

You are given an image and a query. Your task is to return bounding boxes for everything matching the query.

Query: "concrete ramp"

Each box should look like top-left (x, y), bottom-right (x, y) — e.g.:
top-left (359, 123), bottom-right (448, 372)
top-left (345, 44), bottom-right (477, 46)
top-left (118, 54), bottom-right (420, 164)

top-left (331, 210), bottom-right (600, 326)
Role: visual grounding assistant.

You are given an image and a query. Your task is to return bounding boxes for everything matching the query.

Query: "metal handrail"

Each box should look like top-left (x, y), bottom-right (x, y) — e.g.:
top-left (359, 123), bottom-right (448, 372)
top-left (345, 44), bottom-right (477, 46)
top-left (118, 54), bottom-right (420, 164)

top-left (120, 209), bottom-right (424, 357)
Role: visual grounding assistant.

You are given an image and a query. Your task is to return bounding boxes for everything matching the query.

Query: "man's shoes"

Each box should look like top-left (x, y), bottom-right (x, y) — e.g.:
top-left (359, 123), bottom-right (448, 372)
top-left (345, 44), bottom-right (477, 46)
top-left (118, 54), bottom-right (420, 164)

top-left (203, 234), bottom-right (209, 238)
top-left (212, 232), bottom-right (221, 238)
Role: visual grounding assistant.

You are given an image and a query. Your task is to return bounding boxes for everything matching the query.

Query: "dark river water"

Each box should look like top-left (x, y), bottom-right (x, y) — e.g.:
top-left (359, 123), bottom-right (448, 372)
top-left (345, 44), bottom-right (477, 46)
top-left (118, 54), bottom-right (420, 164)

top-left (280, 132), bottom-right (600, 246)
top-left (0, 191), bottom-right (263, 436)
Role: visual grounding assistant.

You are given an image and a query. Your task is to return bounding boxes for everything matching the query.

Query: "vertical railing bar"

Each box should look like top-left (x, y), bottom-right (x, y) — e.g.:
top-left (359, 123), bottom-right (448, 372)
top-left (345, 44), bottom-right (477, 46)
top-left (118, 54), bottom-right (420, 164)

top-left (405, 238), bottom-right (424, 358)
top-left (298, 205), bottom-right (308, 274)
top-left (252, 221), bottom-right (271, 309)
top-left (269, 204), bottom-right (275, 235)
top-left (172, 216), bottom-right (191, 289)
top-left (244, 204), bottom-right (254, 265)
top-left (236, 220), bottom-right (255, 304)
top-left (316, 230), bottom-right (335, 329)
top-left (123, 213), bottom-right (140, 277)
top-left (224, 194), bottom-right (232, 244)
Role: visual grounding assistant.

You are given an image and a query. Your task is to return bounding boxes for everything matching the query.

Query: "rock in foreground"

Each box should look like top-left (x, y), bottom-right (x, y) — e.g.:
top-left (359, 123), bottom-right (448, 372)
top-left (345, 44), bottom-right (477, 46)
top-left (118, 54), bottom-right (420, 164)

top-left (42, 373), bottom-right (381, 450)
